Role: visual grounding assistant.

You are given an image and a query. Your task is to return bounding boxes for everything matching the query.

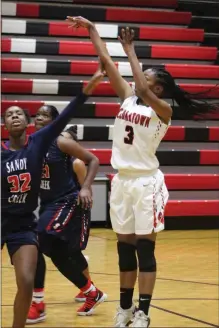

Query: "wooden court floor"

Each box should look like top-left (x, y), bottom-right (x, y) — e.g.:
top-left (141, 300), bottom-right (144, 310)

top-left (1, 229), bottom-right (219, 327)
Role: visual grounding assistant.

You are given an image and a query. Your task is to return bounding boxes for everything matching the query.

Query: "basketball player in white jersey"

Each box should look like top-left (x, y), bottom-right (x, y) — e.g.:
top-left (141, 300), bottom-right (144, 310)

top-left (67, 16), bottom-right (218, 327)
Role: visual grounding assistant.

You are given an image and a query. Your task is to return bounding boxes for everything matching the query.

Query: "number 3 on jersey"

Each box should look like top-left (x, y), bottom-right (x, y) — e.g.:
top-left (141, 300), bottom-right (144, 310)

top-left (124, 125), bottom-right (134, 145)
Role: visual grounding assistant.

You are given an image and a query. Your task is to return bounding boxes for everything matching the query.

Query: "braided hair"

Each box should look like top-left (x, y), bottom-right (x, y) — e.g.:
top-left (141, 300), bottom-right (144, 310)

top-left (151, 68), bottom-right (219, 119)
top-left (65, 125), bottom-right (78, 141)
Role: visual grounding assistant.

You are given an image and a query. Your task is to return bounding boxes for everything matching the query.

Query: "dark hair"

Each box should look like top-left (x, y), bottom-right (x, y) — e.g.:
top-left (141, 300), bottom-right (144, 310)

top-left (65, 125), bottom-right (78, 141)
top-left (3, 107), bottom-right (31, 124)
top-left (152, 68), bottom-right (219, 119)
top-left (43, 105), bottom-right (59, 120)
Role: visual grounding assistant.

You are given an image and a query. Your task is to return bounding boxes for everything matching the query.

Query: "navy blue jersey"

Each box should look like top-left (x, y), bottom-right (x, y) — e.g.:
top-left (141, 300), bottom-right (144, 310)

top-left (40, 140), bottom-right (78, 206)
top-left (1, 93), bottom-right (88, 234)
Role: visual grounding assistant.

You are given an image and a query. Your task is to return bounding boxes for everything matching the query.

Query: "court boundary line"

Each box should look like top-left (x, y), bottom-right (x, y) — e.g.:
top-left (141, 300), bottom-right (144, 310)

top-left (2, 266), bottom-right (218, 286)
top-left (151, 304), bottom-right (219, 328)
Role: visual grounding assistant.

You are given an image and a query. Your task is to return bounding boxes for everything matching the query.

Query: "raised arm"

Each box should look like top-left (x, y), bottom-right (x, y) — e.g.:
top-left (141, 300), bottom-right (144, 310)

top-left (119, 28), bottom-right (172, 124)
top-left (67, 16), bottom-right (132, 101)
top-left (32, 68), bottom-right (104, 153)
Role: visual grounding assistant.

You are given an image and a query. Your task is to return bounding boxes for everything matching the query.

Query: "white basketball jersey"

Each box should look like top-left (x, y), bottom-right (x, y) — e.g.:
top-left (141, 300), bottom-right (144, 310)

top-left (111, 96), bottom-right (170, 173)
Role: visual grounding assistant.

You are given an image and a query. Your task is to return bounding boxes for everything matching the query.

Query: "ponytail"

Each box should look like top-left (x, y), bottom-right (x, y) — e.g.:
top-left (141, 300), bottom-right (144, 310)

top-left (152, 68), bottom-right (219, 120)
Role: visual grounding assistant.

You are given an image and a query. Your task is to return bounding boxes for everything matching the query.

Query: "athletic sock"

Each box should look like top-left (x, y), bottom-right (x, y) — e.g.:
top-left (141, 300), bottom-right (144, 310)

top-left (139, 294), bottom-right (152, 315)
top-left (33, 288), bottom-right (44, 303)
top-left (81, 280), bottom-right (97, 295)
top-left (120, 288), bottom-right (134, 310)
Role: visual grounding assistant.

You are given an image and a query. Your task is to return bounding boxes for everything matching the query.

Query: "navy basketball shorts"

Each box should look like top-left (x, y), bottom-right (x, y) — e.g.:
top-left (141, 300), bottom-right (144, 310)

top-left (1, 229), bottom-right (38, 261)
top-left (37, 198), bottom-right (91, 257)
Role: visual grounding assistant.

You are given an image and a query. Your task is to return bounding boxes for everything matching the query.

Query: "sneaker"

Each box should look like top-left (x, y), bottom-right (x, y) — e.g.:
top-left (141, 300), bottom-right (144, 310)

top-left (130, 310), bottom-right (150, 327)
top-left (26, 301), bottom-right (46, 324)
top-left (114, 304), bottom-right (136, 327)
top-left (77, 289), bottom-right (107, 316)
top-left (75, 291), bottom-right (86, 302)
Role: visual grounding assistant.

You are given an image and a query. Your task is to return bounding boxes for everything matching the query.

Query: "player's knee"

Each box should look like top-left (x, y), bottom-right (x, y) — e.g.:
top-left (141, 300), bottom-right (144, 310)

top-left (136, 239), bottom-right (156, 272)
top-left (72, 251), bottom-right (88, 272)
top-left (67, 250), bottom-right (88, 272)
top-left (17, 271), bottom-right (35, 294)
top-left (117, 241), bottom-right (137, 272)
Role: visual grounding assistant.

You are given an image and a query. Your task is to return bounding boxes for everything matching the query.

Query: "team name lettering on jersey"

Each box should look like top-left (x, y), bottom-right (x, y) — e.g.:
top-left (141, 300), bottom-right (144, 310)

top-left (8, 193), bottom-right (28, 204)
top-left (117, 109), bottom-right (151, 128)
top-left (6, 158), bottom-right (27, 173)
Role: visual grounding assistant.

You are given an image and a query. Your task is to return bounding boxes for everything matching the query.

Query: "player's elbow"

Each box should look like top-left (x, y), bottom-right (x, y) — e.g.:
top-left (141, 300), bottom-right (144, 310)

top-left (87, 153), bottom-right (99, 167)
top-left (93, 155), bottom-right (99, 166)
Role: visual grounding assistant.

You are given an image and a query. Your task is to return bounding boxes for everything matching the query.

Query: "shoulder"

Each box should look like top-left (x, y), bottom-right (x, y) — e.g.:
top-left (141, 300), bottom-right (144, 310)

top-left (122, 95), bottom-right (137, 106)
top-left (57, 132), bottom-right (76, 152)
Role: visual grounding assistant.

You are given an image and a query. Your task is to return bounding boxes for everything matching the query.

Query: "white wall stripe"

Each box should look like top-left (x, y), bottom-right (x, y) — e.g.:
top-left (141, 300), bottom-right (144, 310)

top-left (118, 62), bottom-right (143, 76)
top-left (96, 24), bottom-right (118, 38)
top-left (107, 125), bottom-right (114, 141)
top-left (11, 38), bottom-right (36, 53)
top-left (32, 79), bottom-right (59, 94)
top-left (45, 101), bottom-right (68, 112)
top-left (106, 42), bottom-right (127, 57)
top-left (2, 19), bottom-right (26, 34)
top-left (2, 2), bottom-right (17, 16)
top-left (76, 125), bottom-right (84, 140)
top-left (21, 58), bottom-right (47, 73)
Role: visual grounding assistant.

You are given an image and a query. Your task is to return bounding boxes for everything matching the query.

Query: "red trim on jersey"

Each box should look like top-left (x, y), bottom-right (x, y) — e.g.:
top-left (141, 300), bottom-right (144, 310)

top-left (1, 136), bottom-right (29, 149)
top-left (55, 203), bottom-right (76, 233)
top-left (46, 205), bottom-right (64, 231)
top-left (24, 135), bottom-right (29, 146)
top-left (1, 141), bottom-right (8, 150)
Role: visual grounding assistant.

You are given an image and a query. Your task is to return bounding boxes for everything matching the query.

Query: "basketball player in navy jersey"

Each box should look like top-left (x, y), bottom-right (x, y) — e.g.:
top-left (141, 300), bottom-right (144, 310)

top-left (67, 16), bottom-right (218, 327)
top-left (26, 111), bottom-right (106, 323)
top-left (1, 68), bottom-right (104, 328)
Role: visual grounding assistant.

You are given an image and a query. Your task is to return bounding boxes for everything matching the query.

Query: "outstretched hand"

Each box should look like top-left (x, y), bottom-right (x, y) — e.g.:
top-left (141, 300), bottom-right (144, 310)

top-left (83, 61), bottom-right (106, 95)
top-left (118, 27), bottom-right (135, 55)
top-left (66, 16), bottom-right (94, 30)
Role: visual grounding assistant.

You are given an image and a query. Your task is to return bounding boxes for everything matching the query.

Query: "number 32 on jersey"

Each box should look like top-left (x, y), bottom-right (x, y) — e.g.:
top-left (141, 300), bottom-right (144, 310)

top-left (7, 173), bottom-right (31, 203)
top-left (124, 125), bottom-right (134, 145)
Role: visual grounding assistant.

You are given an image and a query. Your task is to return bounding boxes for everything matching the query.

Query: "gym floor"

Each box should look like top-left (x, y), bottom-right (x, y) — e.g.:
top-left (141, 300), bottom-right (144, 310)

top-left (1, 229), bottom-right (218, 327)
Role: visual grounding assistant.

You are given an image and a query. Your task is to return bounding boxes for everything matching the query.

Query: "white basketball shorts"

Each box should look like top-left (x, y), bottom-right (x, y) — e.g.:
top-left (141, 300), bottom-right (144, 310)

top-left (110, 169), bottom-right (169, 235)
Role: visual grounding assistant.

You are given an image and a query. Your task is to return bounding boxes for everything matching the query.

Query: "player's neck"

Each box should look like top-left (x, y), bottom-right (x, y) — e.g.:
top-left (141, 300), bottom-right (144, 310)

top-left (8, 132), bottom-right (27, 150)
top-left (137, 97), bottom-right (148, 107)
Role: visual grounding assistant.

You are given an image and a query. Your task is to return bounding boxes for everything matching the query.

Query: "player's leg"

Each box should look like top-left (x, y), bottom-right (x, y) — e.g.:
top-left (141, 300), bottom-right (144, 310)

top-left (75, 253), bottom-right (91, 302)
top-left (110, 174), bottom-right (137, 327)
top-left (10, 232), bottom-right (38, 328)
top-left (117, 234), bottom-right (137, 305)
top-left (74, 209), bottom-right (92, 303)
top-left (27, 251), bottom-right (46, 324)
top-left (133, 233), bottom-right (157, 327)
top-left (132, 171), bottom-right (169, 327)
top-left (49, 238), bottom-right (107, 316)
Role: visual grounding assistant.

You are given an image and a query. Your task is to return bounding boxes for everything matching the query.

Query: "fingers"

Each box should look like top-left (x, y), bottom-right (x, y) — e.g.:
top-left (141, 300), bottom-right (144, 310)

top-left (79, 196), bottom-right (93, 209)
top-left (119, 27), bottom-right (135, 42)
top-left (66, 16), bottom-right (84, 29)
top-left (130, 28), bottom-right (135, 41)
top-left (121, 28), bottom-right (126, 40)
top-left (99, 59), bottom-right (105, 72)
